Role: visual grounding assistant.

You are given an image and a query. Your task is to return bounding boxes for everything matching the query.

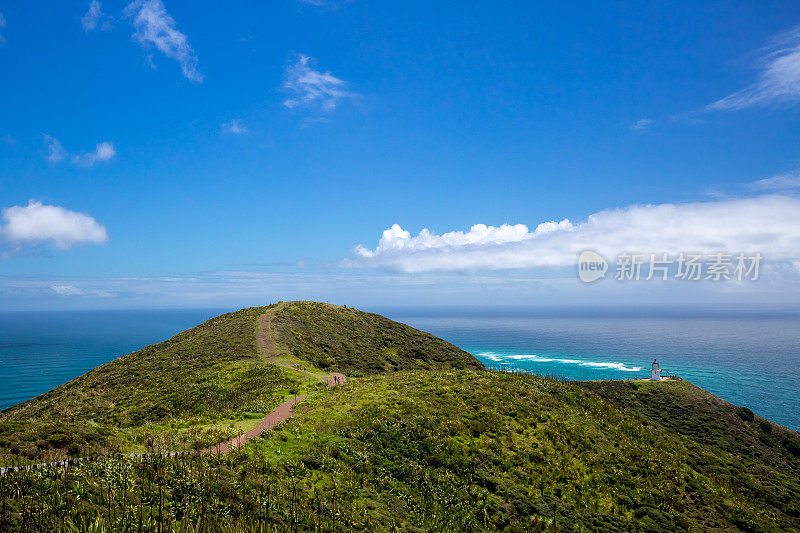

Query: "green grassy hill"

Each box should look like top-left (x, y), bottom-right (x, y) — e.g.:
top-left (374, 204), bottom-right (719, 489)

top-left (270, 301), bottom-right (484, 374)
top-left (262, 370), bottom-right (800, 531)
top-left (580, 379), bottom-right (800, 476)
top-left (0, 302), bottom-right (482, 460)
top-left (4, 370), bottom-right (800, 531)
top-left (0, 305), bottom-right (301, 458)
top-left (1, 302), bottom-right (799, 531)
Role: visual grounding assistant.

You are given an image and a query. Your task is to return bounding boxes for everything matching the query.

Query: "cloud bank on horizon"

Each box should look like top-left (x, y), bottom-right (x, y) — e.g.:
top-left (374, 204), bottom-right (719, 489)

top-left (349, 195), bottom-right (800, 273)
top-left (0, 201), bottom-right (108, 254)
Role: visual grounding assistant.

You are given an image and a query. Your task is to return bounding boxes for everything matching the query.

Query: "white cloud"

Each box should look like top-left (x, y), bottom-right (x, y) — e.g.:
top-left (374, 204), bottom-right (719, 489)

top-left (295, 0), bottom-right (350, 7)
top-left (348, 195), bottom-right (800, 273)
top-left (49, 284), bottom-right (114, 297)
top-left (0, 12), bottom-right (6, 44)
top-left (751, 170), bottom-right (800, 190)
top-left (82, 1), bottom-right (104, 31)
top-left (124, 0), bottom-right (202, 82)
top-left (629, 118), bottom-right (653, 131)
top-left (51, 285), bottom-right (85, 296)
top-left (1, 200), bottom-right (109, 252)
top-left (44, 137), bottom-right (115, 167)
top-left (44, 135), bottom-right (67, 163)
top-left (707, 26), bottom-right (800, 111)
top-left (7, 263), bottom-right (800, 311)
top-left (283, 54), bottom-right (352, 113)
top-left (72, 141), bottom-right (116, 167)
top-left (221, 119), bottom-right (248, 135)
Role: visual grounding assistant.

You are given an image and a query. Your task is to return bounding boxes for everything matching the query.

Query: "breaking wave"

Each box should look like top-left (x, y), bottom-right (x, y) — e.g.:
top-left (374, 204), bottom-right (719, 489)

top-left (476, 351), bottom-right (642, 372)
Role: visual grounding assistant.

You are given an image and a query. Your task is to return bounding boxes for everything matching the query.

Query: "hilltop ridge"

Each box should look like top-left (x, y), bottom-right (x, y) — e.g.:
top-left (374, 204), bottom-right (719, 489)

top-left (269, 301), bottom-right (483, 374)
top-left (0, 301), bottom-right (482, 458)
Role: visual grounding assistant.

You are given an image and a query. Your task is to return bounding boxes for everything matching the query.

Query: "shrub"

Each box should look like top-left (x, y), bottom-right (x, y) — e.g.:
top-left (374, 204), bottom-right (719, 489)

top-left (785, 436), bottom-right (800, 457)
top-left (736, 406), bottom-right (755, 422)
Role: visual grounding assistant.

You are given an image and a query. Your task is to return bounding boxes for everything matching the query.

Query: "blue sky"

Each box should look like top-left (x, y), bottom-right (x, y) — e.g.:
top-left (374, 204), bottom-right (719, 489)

top-left (2, 1), bottom-right (800, 310)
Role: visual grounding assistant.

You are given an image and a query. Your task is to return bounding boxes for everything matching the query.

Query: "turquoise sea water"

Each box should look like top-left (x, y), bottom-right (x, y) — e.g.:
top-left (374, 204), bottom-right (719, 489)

top-left (0, 310), bottom-right (227, 412)
top-left (391, 311), bottom-right (800, 430)
top-left (1, 309), bottom-right (799, 430)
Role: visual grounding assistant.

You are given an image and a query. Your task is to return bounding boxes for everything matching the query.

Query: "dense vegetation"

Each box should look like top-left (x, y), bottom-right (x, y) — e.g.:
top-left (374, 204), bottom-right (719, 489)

top-left (0, 302), bottom-right (482, 462)
top-left (3, 370), bottom-right (800, 531)
top-left (270, 301), bottom-right (483, 375)
top-left (0, 306), bottom-right (301, 460)
top-left (2, 302), bottom-right (799, 531)
top-left (580, 379), bottom-right (800, 475)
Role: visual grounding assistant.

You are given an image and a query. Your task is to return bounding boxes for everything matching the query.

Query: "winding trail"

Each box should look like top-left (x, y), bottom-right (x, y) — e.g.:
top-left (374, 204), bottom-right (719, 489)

top-left (259, 305), bottom-right (346, 386)
top-left (203, 305), bottom-right (345, 454)
top-left (1, 305), bottom-right (346, 475)
top-left (203, 395), bottom-right (307, 454)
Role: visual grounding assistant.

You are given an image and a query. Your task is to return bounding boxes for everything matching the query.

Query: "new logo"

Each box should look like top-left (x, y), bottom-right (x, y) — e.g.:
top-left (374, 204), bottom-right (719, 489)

top-left (577, 250), bottom-right (608, 283)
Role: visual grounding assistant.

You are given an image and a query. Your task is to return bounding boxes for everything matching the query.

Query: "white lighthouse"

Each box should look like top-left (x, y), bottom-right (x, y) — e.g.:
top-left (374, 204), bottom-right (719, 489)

top-left (651, 359), bottom-right (662, 381)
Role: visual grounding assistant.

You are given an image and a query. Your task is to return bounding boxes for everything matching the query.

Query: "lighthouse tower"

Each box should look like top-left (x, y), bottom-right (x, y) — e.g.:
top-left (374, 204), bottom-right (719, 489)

top-left (651, 359), bottom-right (662, 381)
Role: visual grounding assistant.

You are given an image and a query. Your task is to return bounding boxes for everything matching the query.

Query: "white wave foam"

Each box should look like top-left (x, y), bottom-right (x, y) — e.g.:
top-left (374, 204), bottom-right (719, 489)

top-left (476, 351), bottom-right (502, 362)
top-left (510, 354), bottom-right (557, 362)
top-left (478, 351), bottom-right (641, 372)
top-left (578, 361), bottom-right (642, 372)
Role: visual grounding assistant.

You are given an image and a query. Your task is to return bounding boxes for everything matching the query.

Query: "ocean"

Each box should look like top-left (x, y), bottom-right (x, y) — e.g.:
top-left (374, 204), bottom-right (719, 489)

top-left (0, 309), bottom-right (226, 412)
top-left (1, 308), bottom-right (799, 430)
